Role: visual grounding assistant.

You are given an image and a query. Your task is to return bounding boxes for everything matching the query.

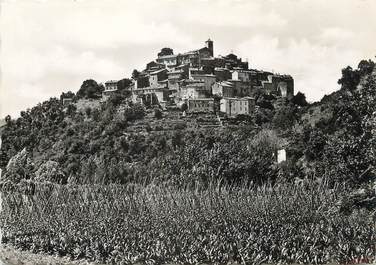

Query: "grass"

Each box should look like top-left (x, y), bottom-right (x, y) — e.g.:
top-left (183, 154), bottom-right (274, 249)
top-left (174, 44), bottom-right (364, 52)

top-left (0, 181), bottom-right (375, 265)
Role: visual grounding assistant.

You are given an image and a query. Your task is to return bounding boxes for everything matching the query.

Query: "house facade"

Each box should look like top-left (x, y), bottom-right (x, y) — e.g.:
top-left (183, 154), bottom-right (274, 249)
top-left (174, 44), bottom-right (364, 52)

top-left (188, 98), bottom-right (214, 113)
top-left (102, 80), bottom-right (119, 100)
top-left (212, 81), bottom-right (234, 97)
top-left (220, 97), bottom-right (255, 116)
top-left (191, 74), bottom-right (216, 92)
top-left (149, 69), bottom-right (168, 87)
top-left (182, 81), bottom-right (208, 99)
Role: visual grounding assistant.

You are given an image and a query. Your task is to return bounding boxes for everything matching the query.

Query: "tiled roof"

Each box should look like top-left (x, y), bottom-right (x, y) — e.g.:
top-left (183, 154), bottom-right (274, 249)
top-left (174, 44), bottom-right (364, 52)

top-left (105, 80), bottom-right (118, 84)
top-left (188, 98), bottom-right (214, 101)
top-left (222, 97), bottom-right (255, 100)
top-left (157, 54), bottom-right (177, 59)
top-left (168, 70), bottom-right (183, 74)
top-left (191, 74), bottom-right (216, 78)
top-left (150, 69), bottom-right (167, 75)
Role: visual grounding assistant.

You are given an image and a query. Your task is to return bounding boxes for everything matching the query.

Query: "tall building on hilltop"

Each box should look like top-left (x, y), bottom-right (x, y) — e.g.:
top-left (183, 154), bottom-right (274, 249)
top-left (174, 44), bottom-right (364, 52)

top-left (156, 40), bottom-right (214, 68)
top-left (205, 38), bottom-right (214, 57)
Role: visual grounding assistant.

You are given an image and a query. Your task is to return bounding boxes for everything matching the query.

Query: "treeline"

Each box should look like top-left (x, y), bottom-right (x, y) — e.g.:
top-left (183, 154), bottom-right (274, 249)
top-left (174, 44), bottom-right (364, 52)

top-left (0, 59), bottom-right (375, 188)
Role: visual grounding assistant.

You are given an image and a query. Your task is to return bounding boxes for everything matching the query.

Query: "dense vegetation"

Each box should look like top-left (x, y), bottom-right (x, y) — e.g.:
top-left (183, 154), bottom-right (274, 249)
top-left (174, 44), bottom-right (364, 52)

top-left (1, 60), bottom-right (375, 188)
top-left (1, 181), bottom-right (374, 265)
top-left (0, 59), bottom-right (375, 264)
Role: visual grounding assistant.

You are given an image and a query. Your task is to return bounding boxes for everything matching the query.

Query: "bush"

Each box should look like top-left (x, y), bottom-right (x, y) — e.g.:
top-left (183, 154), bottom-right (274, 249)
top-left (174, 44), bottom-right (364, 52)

top-left (76, 79), bottom-right (103, 99)
top-left (173, 123), bottom-right (187, 130)
top-left (154, 108), bottom-right (163, 119)
top-left (124, 103), bottom-right (146, 122)
top-left (34, 161), bottom-right (67, 184)
top-left (84, 107), bottom-right (92, 117)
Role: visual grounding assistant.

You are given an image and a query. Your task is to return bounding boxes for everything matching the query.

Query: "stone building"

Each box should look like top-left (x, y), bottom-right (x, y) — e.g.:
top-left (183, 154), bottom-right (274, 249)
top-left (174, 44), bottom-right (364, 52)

top-left (156, 54), bottom-right (178, 68)
top-left (212, 81), bottom-right (234, 97)
top-left (214, 68), bottom-right (232, 81)
top-left (105, 80), bottom-right (118, 91)
top-left (221, 54), bottom-right (249, 70)
top-left (182, 80), bottom-right (208, 99)
top-left (149, 69), bottom-right (168, 87)
top-left (102, 80), bottom-right (118, 100)
top-left (156, 39), bottom-right (214, 68)
top-left (227, 80), bottom-right (253, 97)
top-left (188, 98), bottom-right (214, 113)
top-left (135, 74), bottom-right (150, 89)
top-left (191, 74), bottom-right (216, 92)
top-left (261, 74), bottom-right (294, 98)
top-left (62, 98), bottom-right (73, 106)
top-left (273, 74), bottom-right (294, 98)
top-left (145, 61), bottom-right (166, 73)
top-left (220, 97), bottom-right (255, 116)
top-left (232, 69), bottom-right (250, 82)
top-left (167, 69), bottom-right (184, 93)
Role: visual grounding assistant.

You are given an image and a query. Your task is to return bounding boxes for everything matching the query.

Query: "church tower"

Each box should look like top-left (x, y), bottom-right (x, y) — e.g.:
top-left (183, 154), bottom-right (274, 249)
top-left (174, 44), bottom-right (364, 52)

top-left (205, 38), bottom-right (214, 57)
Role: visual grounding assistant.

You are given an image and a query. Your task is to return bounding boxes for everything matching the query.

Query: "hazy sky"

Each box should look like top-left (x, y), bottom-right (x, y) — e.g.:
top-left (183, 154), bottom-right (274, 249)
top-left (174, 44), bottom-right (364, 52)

top-left (1, 0), bottom-right (375, 117)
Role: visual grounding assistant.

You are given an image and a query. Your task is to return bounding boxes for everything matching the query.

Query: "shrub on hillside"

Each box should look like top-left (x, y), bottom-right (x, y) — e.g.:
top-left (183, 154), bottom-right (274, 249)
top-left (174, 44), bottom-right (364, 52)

top-left (154, 108), bottom-right (163, 119)
top-left (2, 148), bottom-right (34, 183)
top-left (272, 103), bottom-right (298, 131)
top-left (76, 79), bottom-right (104, 99)
top-left (124, 103), bottom-right (146, 121)
top-left (34, 160), bottom-right (67, 184)
top-left (292, 92), bottom-right (308, 107)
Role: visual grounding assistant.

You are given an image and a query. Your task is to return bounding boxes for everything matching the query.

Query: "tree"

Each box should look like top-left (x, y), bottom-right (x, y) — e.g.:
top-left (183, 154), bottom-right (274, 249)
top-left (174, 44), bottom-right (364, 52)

top-left (292, 92), bottom-right (308, 107)
top-left (132, 69), bottom-right (140, 80)
top-left (108, 93), bottom-right (125, 107)
top-left (256, 94), bottom-right (274, 110)
top-left (76, 79), bottom-right (103, 99)
top-left (154, 108), bottom-right (163, 119)
top-left (124, 103), bottom-right (146, 122)
top-left (181, 102), bottom-right (188, 112)
top-left (272, 104), bottom-right (298, 131)
top-left (158, 47), bottom-right (173, 57)
top-left (213, 94), bottom-right (222, 114)
top-left (338, 66), bottom-right (360, 90)
top-left (358, 59), bottom-right (375, 76)
top-left (85, 107), bottom-right (92, 117)
top-left (5, 115), bottom-right (11, 125)
top-left (66, 104), bottom-right (77, 116)
top-left (117, 78), bottom-right (133, 91)
top-left (35, 160), bottom-right (67, 184)
top-left (255, 108), bottom-right (273, 126)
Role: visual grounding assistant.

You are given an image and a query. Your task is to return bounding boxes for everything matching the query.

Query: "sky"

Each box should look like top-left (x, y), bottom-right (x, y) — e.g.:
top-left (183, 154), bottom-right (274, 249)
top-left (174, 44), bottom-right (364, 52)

top-left (1, 0), bottom-right (375, 118)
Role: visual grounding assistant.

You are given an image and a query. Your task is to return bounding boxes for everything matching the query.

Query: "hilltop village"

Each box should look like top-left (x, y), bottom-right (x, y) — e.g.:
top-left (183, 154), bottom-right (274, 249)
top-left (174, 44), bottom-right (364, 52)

top-left (97, 39), bottom-right (294, 116)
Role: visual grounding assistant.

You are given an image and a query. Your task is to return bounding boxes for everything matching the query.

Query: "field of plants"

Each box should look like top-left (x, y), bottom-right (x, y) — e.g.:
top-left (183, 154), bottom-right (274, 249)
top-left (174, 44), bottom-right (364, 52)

top-left (0, 180), bottom-right (375, 265)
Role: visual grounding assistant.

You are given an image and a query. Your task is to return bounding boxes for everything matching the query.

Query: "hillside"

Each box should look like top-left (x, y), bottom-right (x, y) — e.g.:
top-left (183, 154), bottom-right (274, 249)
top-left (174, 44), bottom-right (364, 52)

top-left (0, 59), bottom-right (375, 189)
top-left (0, 59), bottom-right (375, 265)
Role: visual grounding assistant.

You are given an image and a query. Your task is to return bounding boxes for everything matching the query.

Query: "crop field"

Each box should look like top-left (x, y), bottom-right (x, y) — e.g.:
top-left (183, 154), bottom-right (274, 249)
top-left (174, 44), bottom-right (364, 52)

top-left (0, 181), bottom-right (375, 265)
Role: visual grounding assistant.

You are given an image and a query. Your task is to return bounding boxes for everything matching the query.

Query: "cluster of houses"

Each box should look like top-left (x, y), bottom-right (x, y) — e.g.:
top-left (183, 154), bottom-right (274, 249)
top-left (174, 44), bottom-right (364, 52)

top-left (102, 39), bottom-right (294, 117)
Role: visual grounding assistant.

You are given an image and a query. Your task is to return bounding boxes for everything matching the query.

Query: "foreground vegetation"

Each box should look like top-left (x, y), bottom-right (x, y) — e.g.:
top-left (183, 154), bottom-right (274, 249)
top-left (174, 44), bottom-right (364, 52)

top-left (1, 181), bottom-right (375, 265)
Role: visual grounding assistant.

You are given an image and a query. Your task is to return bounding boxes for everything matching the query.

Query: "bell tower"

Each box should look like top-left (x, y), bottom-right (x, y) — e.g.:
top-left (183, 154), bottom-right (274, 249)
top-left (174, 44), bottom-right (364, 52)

top-left (205, 38), bottom-right (214, 57)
